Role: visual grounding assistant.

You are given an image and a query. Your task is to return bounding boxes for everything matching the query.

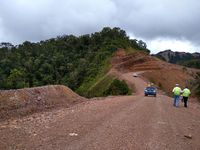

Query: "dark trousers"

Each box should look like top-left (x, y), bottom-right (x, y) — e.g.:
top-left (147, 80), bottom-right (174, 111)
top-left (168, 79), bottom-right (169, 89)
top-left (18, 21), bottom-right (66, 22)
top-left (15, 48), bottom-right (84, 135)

top-left (183, 96), bottom-right (188, 107)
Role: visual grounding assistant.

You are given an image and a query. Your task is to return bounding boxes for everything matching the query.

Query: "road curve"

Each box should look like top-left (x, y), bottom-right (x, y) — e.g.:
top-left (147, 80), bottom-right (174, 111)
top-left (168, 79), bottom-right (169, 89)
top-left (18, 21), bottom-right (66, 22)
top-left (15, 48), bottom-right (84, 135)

top-left (0, 73), bottom-right (200, 150)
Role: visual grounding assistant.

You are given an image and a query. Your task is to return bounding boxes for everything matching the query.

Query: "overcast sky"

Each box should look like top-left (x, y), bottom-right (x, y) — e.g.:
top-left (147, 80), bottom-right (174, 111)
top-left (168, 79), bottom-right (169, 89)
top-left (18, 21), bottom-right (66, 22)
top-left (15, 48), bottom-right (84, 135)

top-left (0, 0), bottom-right (200, 53)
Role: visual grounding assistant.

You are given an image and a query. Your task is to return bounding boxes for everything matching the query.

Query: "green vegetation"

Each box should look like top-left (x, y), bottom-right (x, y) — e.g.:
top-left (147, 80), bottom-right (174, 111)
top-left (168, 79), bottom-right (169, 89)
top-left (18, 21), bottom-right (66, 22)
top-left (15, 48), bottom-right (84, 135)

top-left (82, 74), bottom-right (132, 98)
top-left (125, 47), bottom-right (138, 55)
top-left (194, 72), bottom-right (200, 98)
top-left (76, 58), bottom-right (112, 97)
top-left (84, 75), bottom-right (115, 98)
top-left (180, 59), bottom-right (200, 69)
top-left (0, 27), bottom-right (148, 97)
top-left (104, 79), bottom-right (132, 96)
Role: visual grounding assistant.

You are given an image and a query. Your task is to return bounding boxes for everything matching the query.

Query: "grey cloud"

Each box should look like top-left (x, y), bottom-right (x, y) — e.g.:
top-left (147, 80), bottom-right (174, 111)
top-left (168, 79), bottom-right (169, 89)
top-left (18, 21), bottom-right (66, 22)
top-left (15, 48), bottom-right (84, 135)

top-left (0, 0), bottom-right (200, 49)
top-left (0, 0), bottom-right (117, 43)
top-left (114, 0), bottom-right (200, 45)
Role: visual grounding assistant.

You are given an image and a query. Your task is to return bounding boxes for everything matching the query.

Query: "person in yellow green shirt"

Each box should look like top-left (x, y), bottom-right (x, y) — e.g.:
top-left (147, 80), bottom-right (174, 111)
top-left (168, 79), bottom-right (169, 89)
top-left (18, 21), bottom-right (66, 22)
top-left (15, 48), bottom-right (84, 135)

top-left (182, 86), bottom-right (191, 107)
top-left (172, 84), bottom-right (182, 107)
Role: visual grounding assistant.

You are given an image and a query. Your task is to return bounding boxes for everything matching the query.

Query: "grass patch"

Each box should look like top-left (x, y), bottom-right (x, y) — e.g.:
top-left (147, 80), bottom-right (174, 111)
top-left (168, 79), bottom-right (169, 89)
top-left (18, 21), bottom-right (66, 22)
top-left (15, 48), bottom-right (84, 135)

top-left (76, 57), bottom-right (112, 97)
top-left (86, 75), bottom-right (115, 98)
top-left (85, 75), bottom-right (132, 98)
top-left (125, 47), bottom-right (138, 55)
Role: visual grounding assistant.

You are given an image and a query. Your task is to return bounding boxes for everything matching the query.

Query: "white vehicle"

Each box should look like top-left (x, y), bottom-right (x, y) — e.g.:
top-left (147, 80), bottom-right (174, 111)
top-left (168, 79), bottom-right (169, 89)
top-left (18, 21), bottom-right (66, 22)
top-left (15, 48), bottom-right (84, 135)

top-left (133, 73), bottom-right (138, 77)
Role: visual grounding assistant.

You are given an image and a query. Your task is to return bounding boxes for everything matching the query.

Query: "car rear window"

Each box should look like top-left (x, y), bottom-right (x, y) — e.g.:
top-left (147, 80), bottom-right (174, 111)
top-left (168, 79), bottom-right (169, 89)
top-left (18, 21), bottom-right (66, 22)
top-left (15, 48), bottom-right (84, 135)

top-left (146, 87), bottom-right (156, 90)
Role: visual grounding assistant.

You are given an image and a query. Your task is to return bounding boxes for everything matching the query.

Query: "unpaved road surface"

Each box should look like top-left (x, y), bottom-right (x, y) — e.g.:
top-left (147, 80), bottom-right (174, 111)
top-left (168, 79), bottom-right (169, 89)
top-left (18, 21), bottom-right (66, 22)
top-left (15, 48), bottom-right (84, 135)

top-left (0, 73), bottom-right (200, 150)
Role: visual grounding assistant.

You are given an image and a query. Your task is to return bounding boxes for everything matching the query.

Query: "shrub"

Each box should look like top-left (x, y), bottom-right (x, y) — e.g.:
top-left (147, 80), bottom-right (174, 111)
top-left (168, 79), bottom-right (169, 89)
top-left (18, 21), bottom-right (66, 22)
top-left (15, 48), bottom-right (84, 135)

top-left (104, 79), bottom-right (131, 96)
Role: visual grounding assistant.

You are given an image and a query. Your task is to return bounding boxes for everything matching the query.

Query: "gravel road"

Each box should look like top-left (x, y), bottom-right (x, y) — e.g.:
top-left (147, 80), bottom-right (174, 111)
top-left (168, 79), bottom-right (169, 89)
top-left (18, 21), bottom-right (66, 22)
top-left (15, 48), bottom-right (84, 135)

top-left (0, 72), bottom-right (200, 150)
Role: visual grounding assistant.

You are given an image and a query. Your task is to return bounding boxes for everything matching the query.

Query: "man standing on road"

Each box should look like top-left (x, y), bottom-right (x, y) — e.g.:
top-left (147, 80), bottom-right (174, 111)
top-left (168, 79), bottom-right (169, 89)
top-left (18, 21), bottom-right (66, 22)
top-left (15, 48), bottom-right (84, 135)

top-left (182, 86), bottom-right (191, 108)
top-left (172, 84), bottom-right (182, 107)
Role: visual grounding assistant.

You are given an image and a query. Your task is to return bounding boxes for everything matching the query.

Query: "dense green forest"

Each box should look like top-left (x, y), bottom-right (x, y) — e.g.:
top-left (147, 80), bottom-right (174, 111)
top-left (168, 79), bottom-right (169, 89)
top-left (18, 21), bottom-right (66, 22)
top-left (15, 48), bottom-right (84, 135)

top-left (0, 27), bottom-right (149, 97)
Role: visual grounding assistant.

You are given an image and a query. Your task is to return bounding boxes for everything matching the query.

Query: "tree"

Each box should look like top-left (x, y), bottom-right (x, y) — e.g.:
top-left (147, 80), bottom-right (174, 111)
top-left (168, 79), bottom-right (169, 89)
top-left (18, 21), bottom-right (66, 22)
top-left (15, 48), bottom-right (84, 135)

top-left (0, 27), bottom-right (149, 95)
top-left (7, 68), bottom-right (26, 89)
top-left (138, 40), bottom-right (147, 49)
top-left (104, 79), bottom-right (130, 95)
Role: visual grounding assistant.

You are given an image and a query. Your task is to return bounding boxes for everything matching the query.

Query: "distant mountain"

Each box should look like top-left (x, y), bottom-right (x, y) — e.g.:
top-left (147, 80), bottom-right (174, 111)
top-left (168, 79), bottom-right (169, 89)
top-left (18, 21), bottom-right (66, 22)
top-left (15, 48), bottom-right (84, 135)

top-left (155, 50), bottom-right (200, 69)
top-left (155, 49), bottom-right (200, 63)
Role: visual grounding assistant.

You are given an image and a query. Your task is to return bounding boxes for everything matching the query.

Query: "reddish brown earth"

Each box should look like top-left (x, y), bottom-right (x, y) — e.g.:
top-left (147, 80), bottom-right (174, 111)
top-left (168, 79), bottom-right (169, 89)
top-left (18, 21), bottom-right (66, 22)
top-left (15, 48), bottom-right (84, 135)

top-left (111, 49), bottom-right (199, 96)
top-left (0, 50), bottom-right (200, 150)
top-left (0, 85), bottom-right (85, 121)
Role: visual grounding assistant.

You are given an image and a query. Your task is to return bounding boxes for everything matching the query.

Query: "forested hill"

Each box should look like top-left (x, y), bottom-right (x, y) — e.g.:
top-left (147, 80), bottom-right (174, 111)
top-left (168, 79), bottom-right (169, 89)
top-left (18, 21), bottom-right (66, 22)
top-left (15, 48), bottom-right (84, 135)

top-left (0, 27), bottom-right (149, 96)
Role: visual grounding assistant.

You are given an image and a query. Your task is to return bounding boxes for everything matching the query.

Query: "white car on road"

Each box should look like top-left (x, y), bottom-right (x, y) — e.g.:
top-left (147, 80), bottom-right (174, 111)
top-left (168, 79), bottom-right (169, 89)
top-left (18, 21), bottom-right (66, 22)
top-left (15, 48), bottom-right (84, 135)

top-left (133, 73), bottom-right (138, 77)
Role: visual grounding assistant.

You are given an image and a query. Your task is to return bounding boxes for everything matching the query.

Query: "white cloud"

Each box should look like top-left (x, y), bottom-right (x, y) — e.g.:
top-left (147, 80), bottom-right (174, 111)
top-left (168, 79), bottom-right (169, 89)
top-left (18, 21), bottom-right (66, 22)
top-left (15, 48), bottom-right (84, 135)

top-left (147, 38), bottom-right (199, 54)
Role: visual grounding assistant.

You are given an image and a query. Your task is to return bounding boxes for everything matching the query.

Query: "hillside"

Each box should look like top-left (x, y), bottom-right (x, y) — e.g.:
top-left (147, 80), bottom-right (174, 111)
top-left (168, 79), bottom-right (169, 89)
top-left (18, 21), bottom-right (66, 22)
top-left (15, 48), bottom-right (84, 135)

top-left (111, 49), bottom-right (198, 96)
top-left (1, 48), bottom-right (199, 121)
top-left (0, 27), bottom-right (149, 98)
top-left (155, 49), bottom-right (200, 69)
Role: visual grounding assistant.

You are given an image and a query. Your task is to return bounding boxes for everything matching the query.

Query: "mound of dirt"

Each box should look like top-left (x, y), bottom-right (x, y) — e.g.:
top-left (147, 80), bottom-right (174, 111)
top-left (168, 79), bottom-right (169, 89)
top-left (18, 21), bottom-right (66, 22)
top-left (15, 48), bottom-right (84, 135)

top-left (0, 85), bottom-right (86, 121)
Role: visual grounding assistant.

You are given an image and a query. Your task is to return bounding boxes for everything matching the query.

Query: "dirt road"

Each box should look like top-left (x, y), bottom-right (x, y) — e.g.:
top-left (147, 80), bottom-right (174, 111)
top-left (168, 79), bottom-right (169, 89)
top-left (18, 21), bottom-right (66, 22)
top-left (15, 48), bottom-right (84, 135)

top-left (1, 72), bottom-right (200, 150)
